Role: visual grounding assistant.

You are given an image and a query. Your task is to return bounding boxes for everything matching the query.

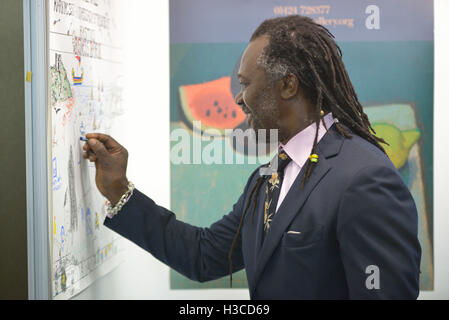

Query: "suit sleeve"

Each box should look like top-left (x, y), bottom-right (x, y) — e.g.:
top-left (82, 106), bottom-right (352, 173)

top-left (103, 170), bottom-right (258, 283)
top-left (337, 164), bottom-right (422, 299)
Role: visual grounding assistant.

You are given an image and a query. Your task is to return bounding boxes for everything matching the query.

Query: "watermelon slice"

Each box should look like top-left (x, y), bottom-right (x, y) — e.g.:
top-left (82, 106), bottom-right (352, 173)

top-left (179, 76), bottom-right (246, 134)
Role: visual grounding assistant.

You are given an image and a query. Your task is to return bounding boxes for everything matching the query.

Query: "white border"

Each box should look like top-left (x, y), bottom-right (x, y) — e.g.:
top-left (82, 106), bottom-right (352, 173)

top-left (24, 0), bottom-right (50, 300)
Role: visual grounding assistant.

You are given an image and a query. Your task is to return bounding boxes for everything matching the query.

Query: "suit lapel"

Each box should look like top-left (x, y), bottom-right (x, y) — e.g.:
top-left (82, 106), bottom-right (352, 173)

top-left (254, 178), bottom-right (268, 258)
top-left (250, 123), bottom-right (345, 296)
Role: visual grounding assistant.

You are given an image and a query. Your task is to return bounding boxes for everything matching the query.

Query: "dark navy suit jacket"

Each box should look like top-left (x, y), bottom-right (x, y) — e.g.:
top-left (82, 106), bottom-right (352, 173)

top-left (104, 123), bottom-right (421, 299)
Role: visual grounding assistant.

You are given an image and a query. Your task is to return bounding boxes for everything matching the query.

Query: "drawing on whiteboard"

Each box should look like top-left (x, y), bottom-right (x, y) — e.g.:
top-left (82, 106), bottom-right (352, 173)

top-left (61, 268), bottom-right (67, 292)
top-left (50, 53), bottom-right (72, 109)
top-left (60, 225), bottom-right (65, 247)
top-left (68, 145), bottom-right (78, 231)
top-left (52, 156), bottom-right (62, 191)
top-left (71, 55), bottom-right (83, 86)
top-left (50, 0), bottom-right (125, 300)
top-left (87, 211), bottom-right (93, 236)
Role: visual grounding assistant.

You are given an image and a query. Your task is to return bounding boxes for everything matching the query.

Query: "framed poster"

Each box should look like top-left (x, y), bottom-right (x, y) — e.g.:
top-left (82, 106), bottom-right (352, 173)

top-left (169, 0), bottom-right (434, 290)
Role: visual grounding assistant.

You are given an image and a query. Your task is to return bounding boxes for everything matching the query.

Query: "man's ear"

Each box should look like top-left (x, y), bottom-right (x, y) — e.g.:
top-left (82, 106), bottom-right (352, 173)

top-left (279, 73), bottom-right (299, 100)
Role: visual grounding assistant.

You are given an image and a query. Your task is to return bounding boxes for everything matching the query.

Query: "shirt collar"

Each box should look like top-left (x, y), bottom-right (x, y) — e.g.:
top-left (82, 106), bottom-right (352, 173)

top-left (279, 112), bottom-right (335, 168)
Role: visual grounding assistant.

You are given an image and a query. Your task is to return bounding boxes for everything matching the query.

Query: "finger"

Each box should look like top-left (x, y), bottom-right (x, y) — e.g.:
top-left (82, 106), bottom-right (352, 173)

top-left (87, 138), bottom-right (109, 160)
top-left (83, 143), bottom-right (90, 151)
top-left (86, 133), bottom-right (120, 150)
top-left (83, 150), bottom-right (95, 160)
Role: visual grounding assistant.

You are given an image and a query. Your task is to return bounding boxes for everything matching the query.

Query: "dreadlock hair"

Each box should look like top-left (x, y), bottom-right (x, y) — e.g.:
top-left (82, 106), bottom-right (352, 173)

top-left (227, 15), bottom-right (389, 287)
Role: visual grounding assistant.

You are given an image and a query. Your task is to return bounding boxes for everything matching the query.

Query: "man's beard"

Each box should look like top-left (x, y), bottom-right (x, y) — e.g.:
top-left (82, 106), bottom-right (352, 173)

top-left (250, 90), bottom-right (282, 146)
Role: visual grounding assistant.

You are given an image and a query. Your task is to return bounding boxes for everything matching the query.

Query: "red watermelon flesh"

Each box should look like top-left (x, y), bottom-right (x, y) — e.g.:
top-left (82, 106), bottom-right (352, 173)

top-left (179, 77), bottom-right (246, 132)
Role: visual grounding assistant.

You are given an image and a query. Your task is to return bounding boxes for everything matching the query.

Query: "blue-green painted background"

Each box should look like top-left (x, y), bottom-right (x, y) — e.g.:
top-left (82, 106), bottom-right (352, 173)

top-left (169, 41), bottom-right (434, 289)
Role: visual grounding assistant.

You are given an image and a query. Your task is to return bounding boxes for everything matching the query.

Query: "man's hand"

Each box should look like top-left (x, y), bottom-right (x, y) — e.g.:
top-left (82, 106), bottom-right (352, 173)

top-left (82, 133), bottom-right (129, 206)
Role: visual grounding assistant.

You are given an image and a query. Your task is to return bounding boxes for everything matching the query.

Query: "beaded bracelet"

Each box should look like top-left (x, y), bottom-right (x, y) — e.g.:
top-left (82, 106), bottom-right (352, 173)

top-left (106, 181), bottom-right (135, 218)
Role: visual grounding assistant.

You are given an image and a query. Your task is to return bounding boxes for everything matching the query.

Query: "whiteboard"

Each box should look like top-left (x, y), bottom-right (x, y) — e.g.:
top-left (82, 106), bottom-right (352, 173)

top-left (48, 0), bottom-right (125, 299)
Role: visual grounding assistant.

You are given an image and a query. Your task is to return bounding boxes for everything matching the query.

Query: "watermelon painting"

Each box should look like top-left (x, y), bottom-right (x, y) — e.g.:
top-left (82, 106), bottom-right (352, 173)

top-left (179, 76), bottom-right (247, 134)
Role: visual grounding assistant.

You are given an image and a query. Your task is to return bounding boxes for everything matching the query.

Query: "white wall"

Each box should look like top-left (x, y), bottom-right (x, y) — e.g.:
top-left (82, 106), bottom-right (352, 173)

top-left (75, 0), bottom-right (449, 299)
top-left (417, 0), bottom-right (449, 300)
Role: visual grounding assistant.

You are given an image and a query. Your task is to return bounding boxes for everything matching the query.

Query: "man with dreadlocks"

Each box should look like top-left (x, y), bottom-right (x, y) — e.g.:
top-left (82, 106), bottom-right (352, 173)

top-left (83, 15), bottom-right (421, 299)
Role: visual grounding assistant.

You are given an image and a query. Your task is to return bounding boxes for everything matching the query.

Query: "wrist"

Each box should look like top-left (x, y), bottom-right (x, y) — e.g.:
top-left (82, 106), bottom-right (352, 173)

top-left (108, 178), bottom-right (129, 206)
top-left (106, 180), bottom-right (135, 218)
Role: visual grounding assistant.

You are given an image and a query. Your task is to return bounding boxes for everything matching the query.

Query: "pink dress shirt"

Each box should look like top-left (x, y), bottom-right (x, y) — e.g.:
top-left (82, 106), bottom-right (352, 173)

top-left (276, 112), bottom-right (335, 212)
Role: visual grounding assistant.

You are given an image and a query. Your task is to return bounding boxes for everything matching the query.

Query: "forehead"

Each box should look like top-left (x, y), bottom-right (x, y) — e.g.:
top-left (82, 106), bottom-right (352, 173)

top-left (238, 36), bottom-right (269, 78)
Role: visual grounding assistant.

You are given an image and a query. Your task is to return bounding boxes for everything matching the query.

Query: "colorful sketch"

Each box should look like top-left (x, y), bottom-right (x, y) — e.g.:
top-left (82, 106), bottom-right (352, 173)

top-left (50, 53), bottom-right (72, 108)
top-left (71, 56), bottom-right (84, 86)
top-left (49, 0), bottom-right (125, 299)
